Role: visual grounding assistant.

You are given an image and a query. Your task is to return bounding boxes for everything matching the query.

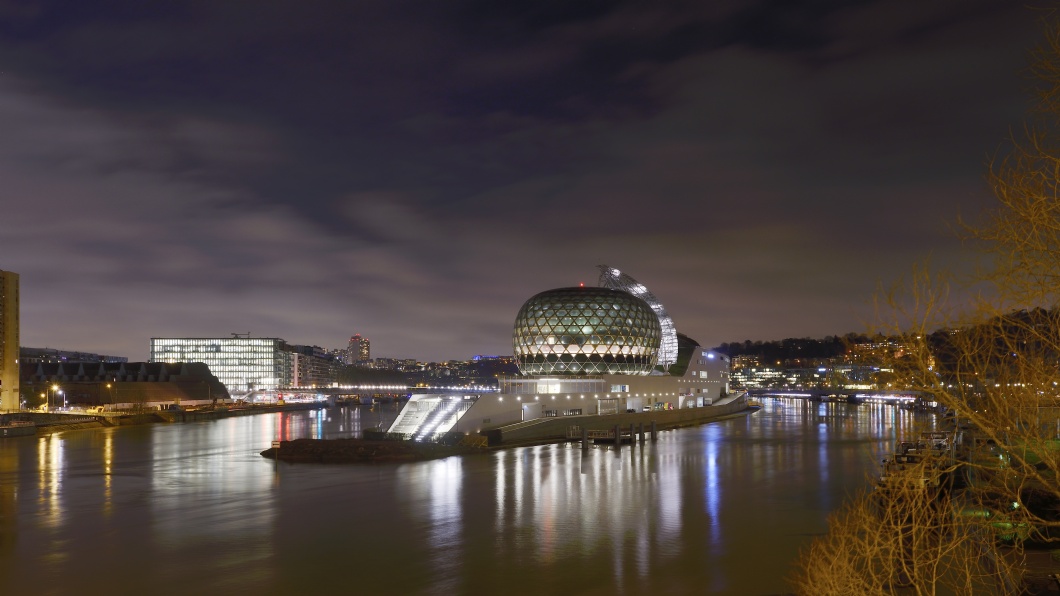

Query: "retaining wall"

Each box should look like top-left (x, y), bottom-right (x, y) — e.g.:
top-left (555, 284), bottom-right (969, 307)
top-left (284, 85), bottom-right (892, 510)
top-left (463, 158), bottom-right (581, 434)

top-left (485, 394), bottom-right (748, 445)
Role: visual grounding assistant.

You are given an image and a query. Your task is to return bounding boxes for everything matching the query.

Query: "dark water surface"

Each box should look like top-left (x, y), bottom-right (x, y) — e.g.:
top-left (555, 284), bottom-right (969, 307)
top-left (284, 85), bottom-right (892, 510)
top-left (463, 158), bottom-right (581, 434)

top-left (0, 399), bottom-right (932, 595)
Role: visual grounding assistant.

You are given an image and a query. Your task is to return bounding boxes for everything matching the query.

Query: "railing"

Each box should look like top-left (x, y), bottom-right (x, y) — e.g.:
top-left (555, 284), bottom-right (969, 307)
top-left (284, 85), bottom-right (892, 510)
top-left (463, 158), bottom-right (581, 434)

top-left (379, 430), bottom-right (486, 447)
top-left (565, 426), bottom-right (619, 440)
top-left (34, 415), bottom-right (101, 426)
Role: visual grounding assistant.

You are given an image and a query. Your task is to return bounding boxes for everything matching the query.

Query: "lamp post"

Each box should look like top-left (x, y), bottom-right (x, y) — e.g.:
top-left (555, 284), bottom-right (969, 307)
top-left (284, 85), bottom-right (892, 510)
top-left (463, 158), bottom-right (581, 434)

top-left (49, 384), bottom-right (59, 412)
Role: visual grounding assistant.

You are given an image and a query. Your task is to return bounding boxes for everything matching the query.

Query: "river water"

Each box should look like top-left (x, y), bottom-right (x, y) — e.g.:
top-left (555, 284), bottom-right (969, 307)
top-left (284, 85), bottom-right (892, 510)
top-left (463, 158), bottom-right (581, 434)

top-left (0, 399), bottom-right (932, 595)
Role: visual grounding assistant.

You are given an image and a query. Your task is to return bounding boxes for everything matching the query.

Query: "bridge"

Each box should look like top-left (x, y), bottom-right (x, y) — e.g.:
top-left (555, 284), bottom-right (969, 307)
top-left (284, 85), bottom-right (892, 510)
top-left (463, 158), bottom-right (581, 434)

top-left (244, 384), bottom-right (498, 403)
top-left (749, 388), bottom-right (926, 404)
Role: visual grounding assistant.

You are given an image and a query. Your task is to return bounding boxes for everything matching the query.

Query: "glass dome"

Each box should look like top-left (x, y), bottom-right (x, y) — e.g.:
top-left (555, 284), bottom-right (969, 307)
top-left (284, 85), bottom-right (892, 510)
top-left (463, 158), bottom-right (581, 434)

top-left (512, 287), bottom-right (662, 375)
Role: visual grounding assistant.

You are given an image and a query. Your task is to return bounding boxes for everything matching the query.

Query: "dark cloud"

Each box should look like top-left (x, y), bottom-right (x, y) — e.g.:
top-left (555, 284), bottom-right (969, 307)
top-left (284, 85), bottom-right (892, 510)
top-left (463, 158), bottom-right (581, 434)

top-left (0, 0), bottom-right (1042, 360)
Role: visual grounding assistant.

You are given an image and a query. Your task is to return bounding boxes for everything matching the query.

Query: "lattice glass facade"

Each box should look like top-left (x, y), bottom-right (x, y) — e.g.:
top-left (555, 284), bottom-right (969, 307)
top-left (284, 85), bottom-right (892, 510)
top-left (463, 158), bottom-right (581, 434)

top-left (149, 338), bottom-right (291, 393)
top-left (513, 287), bottom-right (661, 376)
top-left (597, 265), bottom-right (679, 369)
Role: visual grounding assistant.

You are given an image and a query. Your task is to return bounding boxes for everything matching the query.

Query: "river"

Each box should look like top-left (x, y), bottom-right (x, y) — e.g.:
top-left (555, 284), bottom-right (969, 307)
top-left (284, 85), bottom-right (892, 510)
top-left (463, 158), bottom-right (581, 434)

top-left (0, 398), bottom-right (933, 595)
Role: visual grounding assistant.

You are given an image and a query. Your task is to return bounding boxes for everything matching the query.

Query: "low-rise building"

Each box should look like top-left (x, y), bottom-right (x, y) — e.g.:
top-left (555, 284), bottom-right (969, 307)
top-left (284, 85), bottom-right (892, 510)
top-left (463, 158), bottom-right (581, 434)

top-left (20, 361), bottom-right (228, 409)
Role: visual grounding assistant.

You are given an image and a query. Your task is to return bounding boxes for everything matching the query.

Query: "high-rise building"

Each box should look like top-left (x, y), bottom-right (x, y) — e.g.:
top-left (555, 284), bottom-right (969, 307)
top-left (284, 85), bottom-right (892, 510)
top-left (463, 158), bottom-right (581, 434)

top-left (150, 337), bottom-right (292, 394)
top-left (0, 270), bottom-right (18, 410)
top-left (346, 334), bottom-right (370, 364)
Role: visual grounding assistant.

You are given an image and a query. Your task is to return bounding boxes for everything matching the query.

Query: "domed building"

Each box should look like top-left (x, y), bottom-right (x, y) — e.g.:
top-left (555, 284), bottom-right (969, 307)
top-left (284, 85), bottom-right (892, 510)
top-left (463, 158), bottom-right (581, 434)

top-left (513, 287), bottom-right (662, 375)
top-left (388, 267), bottom-right (739, 443)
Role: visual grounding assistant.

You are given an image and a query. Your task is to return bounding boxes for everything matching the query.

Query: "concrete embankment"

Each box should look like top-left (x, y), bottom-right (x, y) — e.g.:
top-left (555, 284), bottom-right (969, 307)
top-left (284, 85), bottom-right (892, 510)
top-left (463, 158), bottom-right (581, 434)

top-left (5, 402), bottom-right (330, 436)
top-left (484, 394), bottom-right (750, 446)
top-left (156, 402), bottom-right (326, 423)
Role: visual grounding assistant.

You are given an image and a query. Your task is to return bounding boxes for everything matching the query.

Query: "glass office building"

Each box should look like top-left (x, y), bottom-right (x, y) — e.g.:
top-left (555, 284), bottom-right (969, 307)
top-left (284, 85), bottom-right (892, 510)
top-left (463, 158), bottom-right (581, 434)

top-left (149, 337), bottom-right (292, 393)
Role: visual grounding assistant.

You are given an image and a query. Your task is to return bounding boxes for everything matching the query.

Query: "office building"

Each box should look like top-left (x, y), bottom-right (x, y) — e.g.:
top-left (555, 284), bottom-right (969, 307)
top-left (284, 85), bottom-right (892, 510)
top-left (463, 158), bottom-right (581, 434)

top-left (150, 337), bottom-right (292, 393)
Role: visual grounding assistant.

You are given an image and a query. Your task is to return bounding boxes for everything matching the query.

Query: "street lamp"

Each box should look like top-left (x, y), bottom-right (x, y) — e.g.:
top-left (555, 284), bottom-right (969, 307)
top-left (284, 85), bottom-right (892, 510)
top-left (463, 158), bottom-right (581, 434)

top-left (49, 384), bottom-right (59, 411)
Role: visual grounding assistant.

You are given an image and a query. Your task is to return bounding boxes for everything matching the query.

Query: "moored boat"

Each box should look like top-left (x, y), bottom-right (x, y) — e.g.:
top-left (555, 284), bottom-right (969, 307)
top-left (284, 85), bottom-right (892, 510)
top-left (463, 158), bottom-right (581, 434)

top-left (0, 420), bottom-right (37, 438)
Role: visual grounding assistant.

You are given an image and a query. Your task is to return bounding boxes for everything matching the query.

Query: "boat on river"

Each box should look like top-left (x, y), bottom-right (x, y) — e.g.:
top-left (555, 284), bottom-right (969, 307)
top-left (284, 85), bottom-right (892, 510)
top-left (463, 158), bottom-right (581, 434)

top-left (876, 431), bottom-right (956, 490)
top-left (0, 420), bottom-right (37, 438)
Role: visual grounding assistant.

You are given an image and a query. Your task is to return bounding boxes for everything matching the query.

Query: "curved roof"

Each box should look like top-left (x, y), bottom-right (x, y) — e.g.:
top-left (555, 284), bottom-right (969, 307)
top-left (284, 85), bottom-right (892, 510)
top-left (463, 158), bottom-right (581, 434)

top-left (597, 265), bottom-right (679, 369)
top-left (512, 286), bottom-right (661, 376)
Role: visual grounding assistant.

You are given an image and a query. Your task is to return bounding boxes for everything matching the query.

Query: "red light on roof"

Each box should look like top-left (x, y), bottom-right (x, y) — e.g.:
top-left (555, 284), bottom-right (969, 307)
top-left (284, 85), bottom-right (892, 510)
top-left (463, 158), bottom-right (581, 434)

top-left (579, 282), bottom-right (584, 287)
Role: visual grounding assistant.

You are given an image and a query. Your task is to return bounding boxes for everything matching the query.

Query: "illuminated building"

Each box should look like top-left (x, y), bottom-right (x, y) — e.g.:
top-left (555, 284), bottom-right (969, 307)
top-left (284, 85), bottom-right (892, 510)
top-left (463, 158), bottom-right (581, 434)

top-left (598, 265), bottom-right (679, 369)
top-left (290, 344), bottom-right (342, 387)
top-left (347, 334), bottom-right (370, 364)
top-left (389, 267), bottom-right (734, 440)
top-left (0, 270), bottom-right (18, 411)
top-left (513, 287), bottom-right (661, 375)
top-left (150, 337), bottom-right (292, 393)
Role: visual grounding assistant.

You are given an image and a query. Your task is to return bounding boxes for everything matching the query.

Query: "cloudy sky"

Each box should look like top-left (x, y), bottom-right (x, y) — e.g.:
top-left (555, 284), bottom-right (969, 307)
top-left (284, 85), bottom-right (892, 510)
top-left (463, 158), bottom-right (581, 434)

top-left (0, 0), bottom-right (1043, 361)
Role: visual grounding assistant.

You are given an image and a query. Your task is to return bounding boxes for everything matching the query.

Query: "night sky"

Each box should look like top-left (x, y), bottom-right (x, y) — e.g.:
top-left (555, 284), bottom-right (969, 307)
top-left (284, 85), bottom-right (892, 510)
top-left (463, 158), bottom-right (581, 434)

top-left (0, 1), bottom-right (1042, 362)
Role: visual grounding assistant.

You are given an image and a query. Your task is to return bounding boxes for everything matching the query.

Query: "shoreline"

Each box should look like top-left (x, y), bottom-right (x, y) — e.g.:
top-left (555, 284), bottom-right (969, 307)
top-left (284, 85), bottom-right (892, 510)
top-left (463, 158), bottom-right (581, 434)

top-left (0, 401), bottom-right (333, 436)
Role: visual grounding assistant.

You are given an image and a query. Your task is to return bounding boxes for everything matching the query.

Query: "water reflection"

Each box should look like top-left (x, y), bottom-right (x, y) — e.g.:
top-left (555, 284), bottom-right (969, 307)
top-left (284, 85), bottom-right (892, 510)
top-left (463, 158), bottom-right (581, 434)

top-left (273, 405), bottom-right (382, 442)
top-left (103, 432), bottom-right (112, 516)
top-left (0, 438), bottom-right (18, 567)
top-left (0, 398), bottom-right (932, 595)
top-left (37, 434), bottom-right (64, 529)
top-left (399, 458), bottom-right (465, 591)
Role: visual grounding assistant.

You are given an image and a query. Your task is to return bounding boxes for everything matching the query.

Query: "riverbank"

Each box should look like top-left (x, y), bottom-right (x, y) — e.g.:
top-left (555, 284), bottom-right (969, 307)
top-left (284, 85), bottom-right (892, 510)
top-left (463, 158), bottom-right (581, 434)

top-left (1, 401), bottom-right (332, 436)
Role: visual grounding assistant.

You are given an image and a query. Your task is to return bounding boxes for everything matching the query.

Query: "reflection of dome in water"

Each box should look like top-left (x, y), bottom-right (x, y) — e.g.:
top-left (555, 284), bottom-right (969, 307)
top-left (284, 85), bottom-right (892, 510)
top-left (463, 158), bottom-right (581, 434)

top-left (512, 287), bottom-right (662, 376)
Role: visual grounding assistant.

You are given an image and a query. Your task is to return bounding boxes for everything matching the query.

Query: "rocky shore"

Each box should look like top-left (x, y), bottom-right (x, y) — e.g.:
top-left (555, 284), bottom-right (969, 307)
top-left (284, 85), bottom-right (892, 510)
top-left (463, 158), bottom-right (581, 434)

top-left (260, 438), bottom-right (487, 463)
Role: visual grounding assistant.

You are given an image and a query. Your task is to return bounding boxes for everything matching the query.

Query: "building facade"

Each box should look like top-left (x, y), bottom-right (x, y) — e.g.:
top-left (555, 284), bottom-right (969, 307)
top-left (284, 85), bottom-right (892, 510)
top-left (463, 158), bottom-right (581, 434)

top-left (347, 334), bottom-right (370, 364)
top-left (290, 344), bottom-right (343, 388)
top-left (150, 337), bottom-right (292, 393)
top-left (20, 361), bottom-right (229, 409)
top-left (0, 270), bottom-right (18, 411)
top-left (389, 269), bottom-right (734, 440)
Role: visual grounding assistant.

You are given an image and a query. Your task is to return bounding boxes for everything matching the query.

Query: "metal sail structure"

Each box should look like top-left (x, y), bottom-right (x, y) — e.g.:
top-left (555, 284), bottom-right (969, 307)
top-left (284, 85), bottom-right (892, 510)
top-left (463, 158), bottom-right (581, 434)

top-left (597, 265), bottom-right (679, 370)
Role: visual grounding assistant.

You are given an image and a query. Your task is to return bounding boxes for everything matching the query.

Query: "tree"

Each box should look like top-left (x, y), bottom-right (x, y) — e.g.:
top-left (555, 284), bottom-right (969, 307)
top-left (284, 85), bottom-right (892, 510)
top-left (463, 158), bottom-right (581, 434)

top-left (793, 12), bottom-right (1060, 594)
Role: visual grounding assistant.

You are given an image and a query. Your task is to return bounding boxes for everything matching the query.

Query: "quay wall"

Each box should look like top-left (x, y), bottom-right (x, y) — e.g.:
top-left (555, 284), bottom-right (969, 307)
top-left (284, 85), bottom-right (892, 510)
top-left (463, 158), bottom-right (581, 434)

top-left (2, 402), bottom-right (330, 435)
top-left (485, 394), bottom-right (748, 445)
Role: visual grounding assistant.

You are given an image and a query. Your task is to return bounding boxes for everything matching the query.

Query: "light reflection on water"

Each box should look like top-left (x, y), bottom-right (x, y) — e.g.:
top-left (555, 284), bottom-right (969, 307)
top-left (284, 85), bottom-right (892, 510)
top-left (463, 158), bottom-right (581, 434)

top-left (0, 400), bottom-right (931, 595)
